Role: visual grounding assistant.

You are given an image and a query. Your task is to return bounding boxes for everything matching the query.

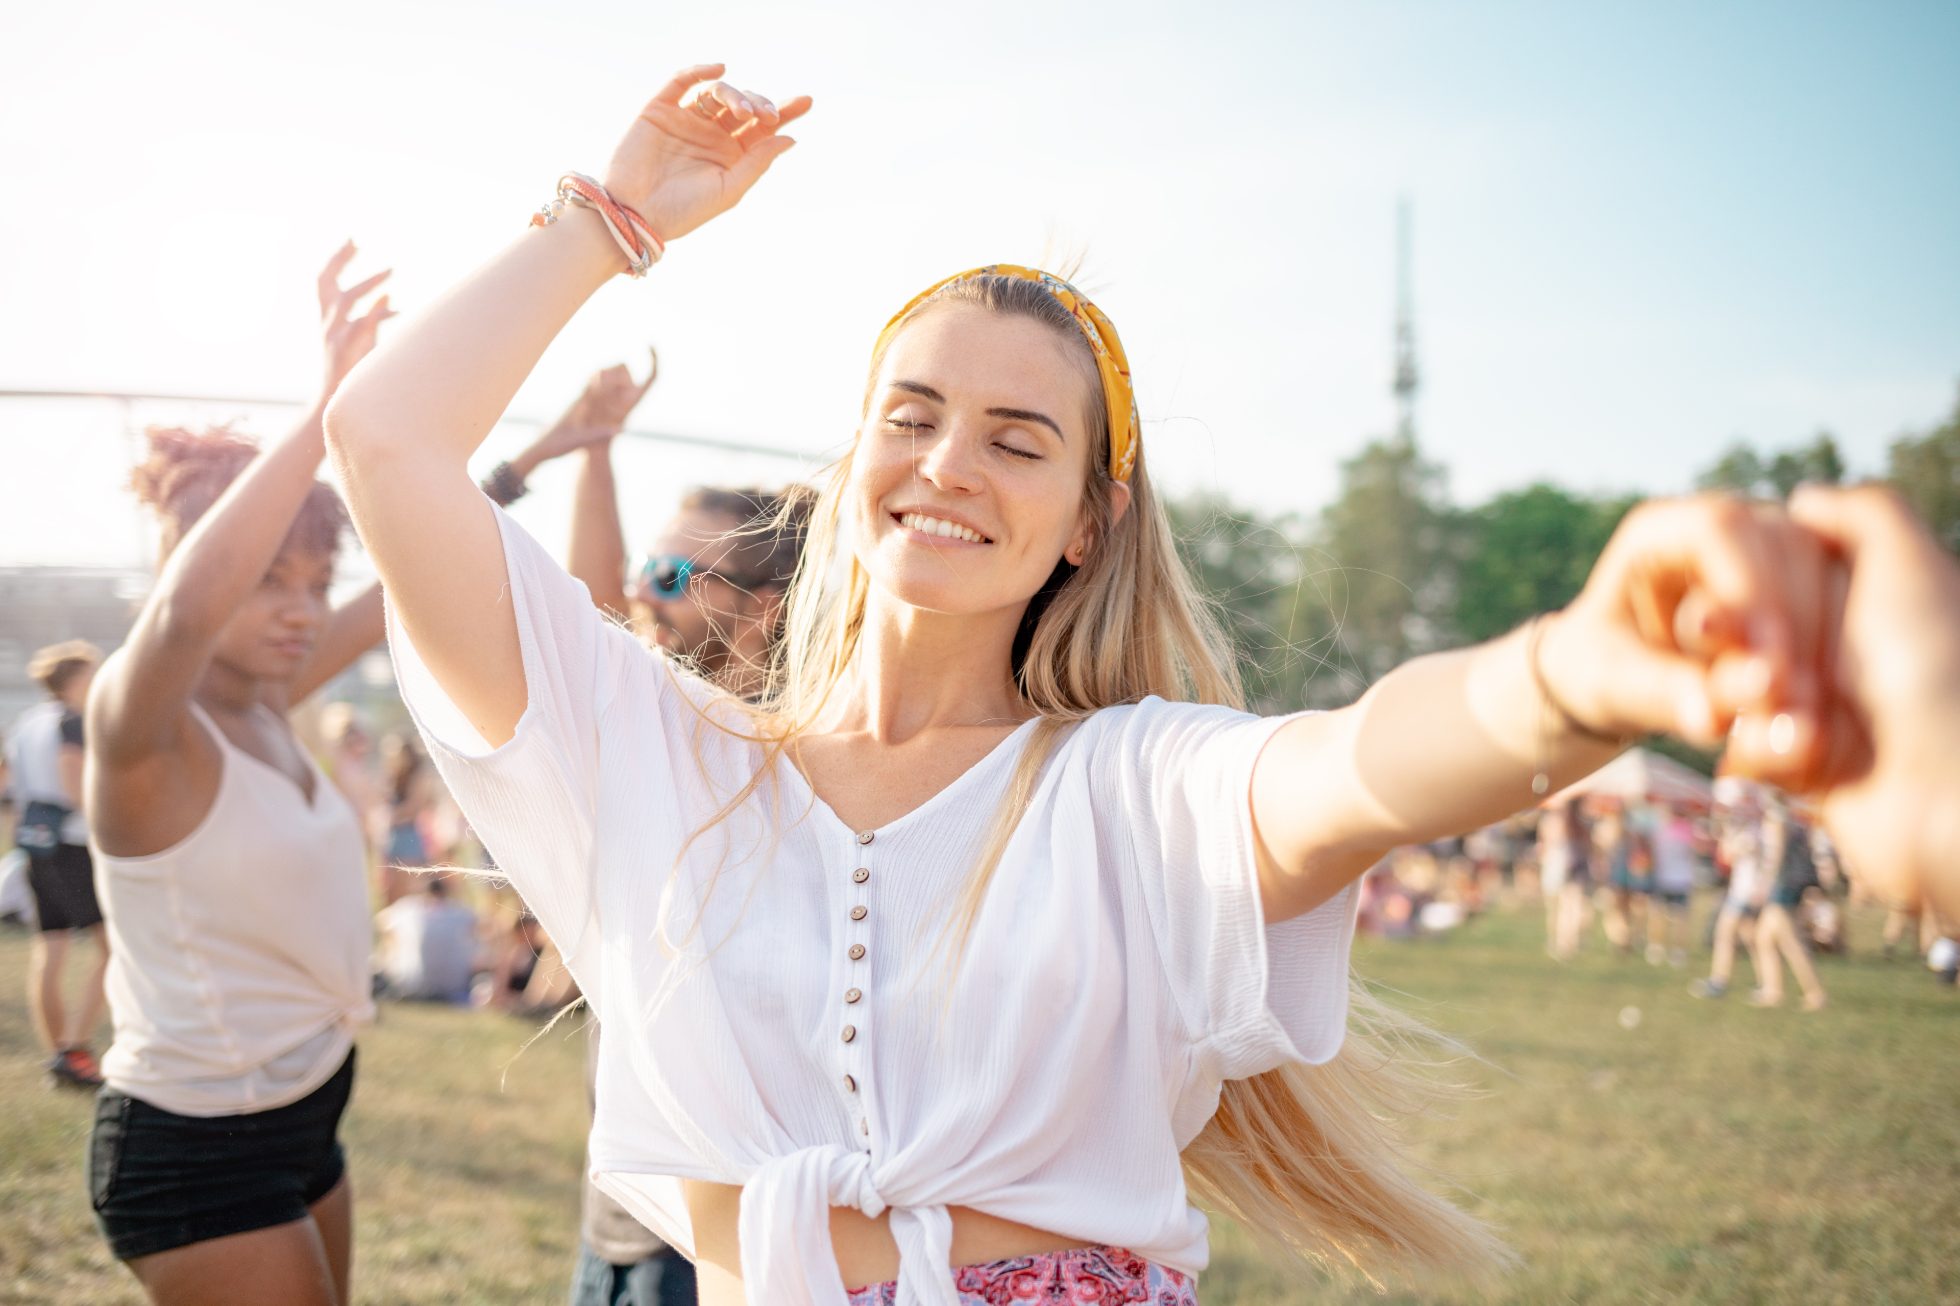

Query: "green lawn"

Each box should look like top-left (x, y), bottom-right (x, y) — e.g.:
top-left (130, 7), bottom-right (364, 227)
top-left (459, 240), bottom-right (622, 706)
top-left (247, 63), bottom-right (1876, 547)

top-left (2, 905), bottom-right (1955, 1304)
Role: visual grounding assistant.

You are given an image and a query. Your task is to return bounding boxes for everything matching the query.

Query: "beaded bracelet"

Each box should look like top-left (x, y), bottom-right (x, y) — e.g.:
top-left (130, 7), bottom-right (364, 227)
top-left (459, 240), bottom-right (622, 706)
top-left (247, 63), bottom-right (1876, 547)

top-left (531, 172), bottom-right (664, 277)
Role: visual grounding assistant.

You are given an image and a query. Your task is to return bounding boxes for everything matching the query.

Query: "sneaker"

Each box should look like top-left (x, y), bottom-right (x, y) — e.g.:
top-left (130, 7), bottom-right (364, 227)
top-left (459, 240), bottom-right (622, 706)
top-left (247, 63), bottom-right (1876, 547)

top-left (47, 1047), bottom-right (103, 1090)
top-left (1689, 978), bottom-right (1728, 1000)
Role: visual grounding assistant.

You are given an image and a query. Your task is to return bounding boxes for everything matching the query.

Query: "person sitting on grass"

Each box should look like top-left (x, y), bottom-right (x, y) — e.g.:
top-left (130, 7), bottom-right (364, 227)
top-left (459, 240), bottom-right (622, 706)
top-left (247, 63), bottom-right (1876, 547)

top-left (375, 872), bottom-right (478, 1004)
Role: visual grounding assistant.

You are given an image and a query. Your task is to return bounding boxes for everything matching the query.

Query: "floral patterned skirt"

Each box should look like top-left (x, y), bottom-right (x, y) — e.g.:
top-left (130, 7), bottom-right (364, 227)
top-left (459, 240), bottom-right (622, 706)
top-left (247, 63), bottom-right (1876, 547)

top-left (844, 1244), bottom-right (1198, 1305)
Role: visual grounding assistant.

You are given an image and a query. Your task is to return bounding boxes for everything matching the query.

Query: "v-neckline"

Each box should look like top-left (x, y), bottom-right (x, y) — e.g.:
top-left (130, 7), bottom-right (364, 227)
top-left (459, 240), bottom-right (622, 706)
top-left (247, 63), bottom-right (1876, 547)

top-left (194, 703), bottom-right (321, 811)
top-left (779, 717), bottom-right (1044, 841)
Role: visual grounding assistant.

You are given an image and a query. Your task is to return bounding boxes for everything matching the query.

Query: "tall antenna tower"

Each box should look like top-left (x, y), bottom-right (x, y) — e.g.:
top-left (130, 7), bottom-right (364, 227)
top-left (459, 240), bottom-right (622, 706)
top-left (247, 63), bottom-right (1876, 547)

top-left (1392, 196), bottom-right (1419, 443)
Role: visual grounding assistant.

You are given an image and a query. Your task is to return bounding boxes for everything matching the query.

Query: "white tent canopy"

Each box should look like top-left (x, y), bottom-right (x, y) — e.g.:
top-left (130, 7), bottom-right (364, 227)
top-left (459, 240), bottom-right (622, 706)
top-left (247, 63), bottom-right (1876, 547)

top-left (1551, 747), bottom-right (1715, 806)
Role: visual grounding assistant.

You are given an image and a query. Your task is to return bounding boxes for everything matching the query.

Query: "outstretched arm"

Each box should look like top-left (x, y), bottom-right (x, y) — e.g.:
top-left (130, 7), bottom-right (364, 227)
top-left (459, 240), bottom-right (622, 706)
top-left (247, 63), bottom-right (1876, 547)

top-left (326, 66), bottom-right (807, 747)
top-left (1252, 496), bottom-right (1837, 922)
top-left (89, 246), bottom-right (394, 768)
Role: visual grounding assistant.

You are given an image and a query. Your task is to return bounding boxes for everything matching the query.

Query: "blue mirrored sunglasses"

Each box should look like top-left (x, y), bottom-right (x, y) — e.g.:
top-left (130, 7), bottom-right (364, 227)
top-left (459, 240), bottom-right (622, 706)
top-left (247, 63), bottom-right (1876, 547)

top-left (634, 554), bottom-right (698, 600)
top-left (632, 554), bottom-right (763, 601)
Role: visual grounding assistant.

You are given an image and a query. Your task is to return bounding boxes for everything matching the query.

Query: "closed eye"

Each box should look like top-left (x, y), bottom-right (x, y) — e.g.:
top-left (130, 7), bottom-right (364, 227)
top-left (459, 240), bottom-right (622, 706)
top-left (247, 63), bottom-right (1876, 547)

top-left (885, 418), bottom-right (930, 431)
top-left (995, 443), bottom-right (1042, 461)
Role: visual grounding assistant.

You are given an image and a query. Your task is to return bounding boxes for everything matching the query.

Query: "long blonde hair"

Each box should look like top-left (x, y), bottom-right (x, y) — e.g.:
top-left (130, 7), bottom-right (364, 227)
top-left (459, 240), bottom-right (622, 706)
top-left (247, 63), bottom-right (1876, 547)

top-left (699, 273), bottom-right (1509, 1285)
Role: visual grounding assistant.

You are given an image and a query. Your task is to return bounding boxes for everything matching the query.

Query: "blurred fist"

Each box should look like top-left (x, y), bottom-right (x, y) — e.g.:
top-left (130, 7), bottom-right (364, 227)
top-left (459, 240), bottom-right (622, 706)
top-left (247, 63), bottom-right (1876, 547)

top-left (1777, 484), bottom-right (1960, 915)
top-left (1538, 494), bottom-right (1836, 763)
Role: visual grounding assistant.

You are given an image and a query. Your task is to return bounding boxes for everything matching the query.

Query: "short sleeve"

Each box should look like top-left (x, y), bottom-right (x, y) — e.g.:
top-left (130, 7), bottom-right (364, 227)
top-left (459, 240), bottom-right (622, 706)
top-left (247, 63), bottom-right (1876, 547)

top-left (59, 710), bottom-right (84, 749)
top-left (385, 499), bottom-right (629, 977)
top-left (1115, 697), bottom-right (1359, 1082)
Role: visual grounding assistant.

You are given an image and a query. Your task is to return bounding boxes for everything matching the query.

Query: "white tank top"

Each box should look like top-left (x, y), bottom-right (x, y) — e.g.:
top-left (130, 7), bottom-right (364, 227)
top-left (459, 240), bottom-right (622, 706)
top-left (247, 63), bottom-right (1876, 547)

top-left (94, 703), bottom-right (375, 1117)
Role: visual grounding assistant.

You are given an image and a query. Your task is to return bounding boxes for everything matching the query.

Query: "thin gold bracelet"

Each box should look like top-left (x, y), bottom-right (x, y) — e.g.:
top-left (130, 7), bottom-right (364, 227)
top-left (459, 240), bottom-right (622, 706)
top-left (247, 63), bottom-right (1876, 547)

top-left (1526, 612), bottom-right (1628, 797)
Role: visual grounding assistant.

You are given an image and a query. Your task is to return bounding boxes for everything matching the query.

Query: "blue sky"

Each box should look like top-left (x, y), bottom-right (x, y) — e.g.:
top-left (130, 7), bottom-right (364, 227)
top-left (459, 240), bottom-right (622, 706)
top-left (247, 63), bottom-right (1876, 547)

top-left (2, 0), bottom-right (1955, 566)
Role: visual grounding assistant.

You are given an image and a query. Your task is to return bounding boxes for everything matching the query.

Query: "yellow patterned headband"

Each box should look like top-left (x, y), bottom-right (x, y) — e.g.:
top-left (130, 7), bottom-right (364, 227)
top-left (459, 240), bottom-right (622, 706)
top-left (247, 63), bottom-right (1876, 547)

top-left (873, 264), bottom-right (1139, 482)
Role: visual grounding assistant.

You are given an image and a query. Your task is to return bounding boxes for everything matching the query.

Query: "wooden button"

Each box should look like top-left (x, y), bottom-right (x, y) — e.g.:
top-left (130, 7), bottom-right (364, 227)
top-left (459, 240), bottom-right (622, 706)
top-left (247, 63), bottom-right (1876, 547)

top-left (848, 944), bottom-right (866, 961)
top-left (857, 831), bottom-right (875, 846)
top-left (852, 867), bottom-right (870, 884)
top-left (841, 1025), bottom-right (857, 1043)
top-left (849, 905), bottom-right (868, 922)
top-left (845, 987), bottom-right (862, 1004)
top-left (843, 1074), bottom-right (857, 1093)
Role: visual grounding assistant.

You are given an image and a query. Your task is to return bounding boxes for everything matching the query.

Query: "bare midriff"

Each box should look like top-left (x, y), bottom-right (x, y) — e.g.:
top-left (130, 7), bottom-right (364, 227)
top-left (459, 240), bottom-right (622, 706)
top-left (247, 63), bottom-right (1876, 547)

top-left (683, 1178), bottom-right (1093, 1305)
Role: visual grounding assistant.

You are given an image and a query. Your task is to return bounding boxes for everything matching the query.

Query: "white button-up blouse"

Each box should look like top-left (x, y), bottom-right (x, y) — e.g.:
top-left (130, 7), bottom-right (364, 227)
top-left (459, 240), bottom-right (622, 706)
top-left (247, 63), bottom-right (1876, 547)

top-left (387, 504), bottom-right (1358, 1306)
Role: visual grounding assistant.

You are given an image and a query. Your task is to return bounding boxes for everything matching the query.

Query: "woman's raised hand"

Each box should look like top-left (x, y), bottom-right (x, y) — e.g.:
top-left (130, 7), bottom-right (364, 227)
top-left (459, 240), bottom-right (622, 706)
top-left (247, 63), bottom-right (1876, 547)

top-left (576, 347), bottom-right (660, 438)
top-left (519, 349), bottom-right (661, 468)
top-left (317, 241), bottom-right (395, 400)
top-left (603, 64), bottom-right (812, 243)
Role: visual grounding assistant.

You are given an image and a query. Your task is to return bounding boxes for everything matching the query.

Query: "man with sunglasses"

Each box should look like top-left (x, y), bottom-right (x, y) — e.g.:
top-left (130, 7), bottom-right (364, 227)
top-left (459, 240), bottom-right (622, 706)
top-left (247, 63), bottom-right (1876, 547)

top-left (485, 352), bottom-right (811, 1306)
top-left (623, 488), bottom-right (810, 699)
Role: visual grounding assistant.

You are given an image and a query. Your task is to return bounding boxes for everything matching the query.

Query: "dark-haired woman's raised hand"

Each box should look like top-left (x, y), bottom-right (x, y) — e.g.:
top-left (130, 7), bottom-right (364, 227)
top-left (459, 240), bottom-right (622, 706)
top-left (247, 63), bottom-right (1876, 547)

top-left (317, 241), bottom-right (396, 398)
top-left (601, 64), bottom-right (812, 242)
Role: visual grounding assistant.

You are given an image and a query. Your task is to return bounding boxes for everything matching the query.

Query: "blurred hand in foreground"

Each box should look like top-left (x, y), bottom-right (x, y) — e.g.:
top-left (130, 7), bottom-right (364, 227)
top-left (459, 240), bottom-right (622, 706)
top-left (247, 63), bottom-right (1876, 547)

top-left (1775, 485), bottom-right (1960, 921)
top-left (1539, 494), bottom-right (1838, 757)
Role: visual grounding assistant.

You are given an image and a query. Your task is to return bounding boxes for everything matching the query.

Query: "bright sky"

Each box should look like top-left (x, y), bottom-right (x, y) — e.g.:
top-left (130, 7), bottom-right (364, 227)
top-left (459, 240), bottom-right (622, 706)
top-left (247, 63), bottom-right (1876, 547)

top-left (4, 0), bottom-right (1957, 568)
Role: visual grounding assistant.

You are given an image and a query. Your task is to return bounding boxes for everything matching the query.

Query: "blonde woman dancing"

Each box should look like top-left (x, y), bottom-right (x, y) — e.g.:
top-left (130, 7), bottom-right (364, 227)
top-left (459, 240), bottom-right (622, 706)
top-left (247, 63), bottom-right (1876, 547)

top-left (326, 65), bottom-right (1841, 1305)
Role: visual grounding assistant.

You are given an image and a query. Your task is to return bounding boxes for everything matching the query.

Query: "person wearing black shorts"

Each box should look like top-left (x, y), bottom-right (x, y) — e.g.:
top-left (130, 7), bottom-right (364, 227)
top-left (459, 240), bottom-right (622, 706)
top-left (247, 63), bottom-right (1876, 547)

top-left (83, 247), bottom-right (392, 1305)
top-left (4, 640), bottom-right (109, 1089)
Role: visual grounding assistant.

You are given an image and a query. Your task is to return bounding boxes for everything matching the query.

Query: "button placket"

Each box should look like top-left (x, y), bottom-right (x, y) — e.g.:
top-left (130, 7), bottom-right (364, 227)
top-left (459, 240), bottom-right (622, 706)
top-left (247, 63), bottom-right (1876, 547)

top-left (838, 829), bottom-right (877, 1148)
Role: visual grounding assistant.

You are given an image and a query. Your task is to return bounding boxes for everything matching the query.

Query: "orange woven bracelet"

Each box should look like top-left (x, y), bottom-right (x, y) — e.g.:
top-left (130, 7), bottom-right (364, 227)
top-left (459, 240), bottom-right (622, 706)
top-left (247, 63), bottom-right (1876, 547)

top-left (530, 172), bottom-right (665, 277)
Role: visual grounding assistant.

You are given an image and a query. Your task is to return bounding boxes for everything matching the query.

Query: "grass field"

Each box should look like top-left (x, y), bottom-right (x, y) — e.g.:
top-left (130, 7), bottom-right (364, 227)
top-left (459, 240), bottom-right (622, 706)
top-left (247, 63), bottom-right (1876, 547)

top-left (3, 904), bottom-right (1956, 1304)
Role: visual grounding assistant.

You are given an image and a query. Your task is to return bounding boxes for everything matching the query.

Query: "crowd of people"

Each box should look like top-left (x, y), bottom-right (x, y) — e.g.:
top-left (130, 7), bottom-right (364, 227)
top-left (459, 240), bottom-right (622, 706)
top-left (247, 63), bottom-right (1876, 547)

top-left (1352, 775), bottom-right (1956, 1019)
top-left (3, 63), bottom-right (1960, 1306)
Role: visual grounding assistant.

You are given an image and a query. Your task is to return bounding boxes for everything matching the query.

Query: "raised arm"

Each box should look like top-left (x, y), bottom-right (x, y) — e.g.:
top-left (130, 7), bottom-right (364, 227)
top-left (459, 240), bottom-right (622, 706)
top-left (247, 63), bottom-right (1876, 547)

top-left (325, 65), bottom-right (807, 747)
top-left (1251, 496), bottom-right (1839, 921)
top-left (89, 246), bottom-right (393, 768)
top-left (489, 351), bottom-right (660, 617)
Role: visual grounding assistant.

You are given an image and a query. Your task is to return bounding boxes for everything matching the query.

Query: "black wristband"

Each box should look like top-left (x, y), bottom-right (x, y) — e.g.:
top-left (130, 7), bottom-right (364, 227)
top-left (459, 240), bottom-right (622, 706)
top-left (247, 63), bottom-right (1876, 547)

top-left (482, 461), bottom-right (527, 507)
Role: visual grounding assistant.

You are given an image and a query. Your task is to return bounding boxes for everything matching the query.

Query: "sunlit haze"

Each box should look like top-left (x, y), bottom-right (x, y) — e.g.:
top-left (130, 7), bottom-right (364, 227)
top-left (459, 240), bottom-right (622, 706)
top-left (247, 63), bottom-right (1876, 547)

top-left (4, 0), bottom-right (1956, 569)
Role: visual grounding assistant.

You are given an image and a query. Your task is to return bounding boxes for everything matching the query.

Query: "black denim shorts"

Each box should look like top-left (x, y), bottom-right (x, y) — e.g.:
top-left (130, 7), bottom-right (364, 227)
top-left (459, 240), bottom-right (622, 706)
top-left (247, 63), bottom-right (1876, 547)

top-left (88, 1049), bottom-right (356, 1262)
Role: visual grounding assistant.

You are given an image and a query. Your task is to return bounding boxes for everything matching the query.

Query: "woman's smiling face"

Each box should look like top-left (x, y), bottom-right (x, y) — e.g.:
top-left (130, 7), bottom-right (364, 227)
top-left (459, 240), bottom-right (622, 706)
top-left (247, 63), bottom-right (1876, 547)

top-left (850, 302), bottom-right (1103, 618)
